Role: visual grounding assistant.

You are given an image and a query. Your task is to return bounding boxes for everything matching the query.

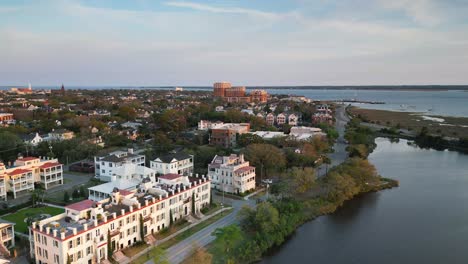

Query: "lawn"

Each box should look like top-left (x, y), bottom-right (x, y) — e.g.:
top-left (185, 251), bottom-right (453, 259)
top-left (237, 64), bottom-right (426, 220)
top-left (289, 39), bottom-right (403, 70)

top-left (2, 206), bottom-right (64, 233)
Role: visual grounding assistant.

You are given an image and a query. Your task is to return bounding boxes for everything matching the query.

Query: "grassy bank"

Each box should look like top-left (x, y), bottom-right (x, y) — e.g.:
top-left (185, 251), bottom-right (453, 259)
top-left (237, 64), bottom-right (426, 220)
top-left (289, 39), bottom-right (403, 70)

top-left (349, 107), bottom-right (468, 138)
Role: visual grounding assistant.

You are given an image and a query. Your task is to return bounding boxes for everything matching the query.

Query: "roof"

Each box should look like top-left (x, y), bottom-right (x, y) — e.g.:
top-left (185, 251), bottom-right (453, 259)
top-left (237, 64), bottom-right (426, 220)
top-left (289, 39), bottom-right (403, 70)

top-left (159, 173), bottom-right (182, 180)
top-left (39, 162), bottom-right (61, 169)
top-left (16, 157), bottom-right (38, 162)
top-left (88, 179), bottom-right (140, 194)
top-left (65, 199), bottom-right (95, 211)
top-left (100, 153), bottom-right (141, 163)
top-left (119, 189), bottom-right (133, 196)
top-left (234, 166), bottom-right (255, 174)
top-left (155, 152), bottom-right (192, 163)
top-left (8, 168), bottom-right (32, 175)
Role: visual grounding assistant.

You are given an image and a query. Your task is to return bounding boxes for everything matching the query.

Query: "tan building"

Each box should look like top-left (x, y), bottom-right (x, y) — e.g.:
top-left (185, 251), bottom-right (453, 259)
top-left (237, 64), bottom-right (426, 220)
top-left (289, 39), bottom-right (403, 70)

top-left (29, 174), bottom-right (210, 264)
top-left (0, 157), bottom-right (63, 199)
top-left (213, 82), bottom-right (268, 104)
top-left (208, 154), bottom-right (256, 194)
top-left (209, 123), bottom-right (250, 148)
top-left (0, 221), bottom-right (15, 260)
top-left (250, 90), bottom-right (268, 103)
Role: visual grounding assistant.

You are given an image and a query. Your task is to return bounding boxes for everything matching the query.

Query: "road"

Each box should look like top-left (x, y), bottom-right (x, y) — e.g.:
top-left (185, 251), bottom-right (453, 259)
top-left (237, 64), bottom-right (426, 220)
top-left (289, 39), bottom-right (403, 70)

top-left (316, 104), bottom-right (350, 177)
top-left (147, 106), bottom-right (351, 264)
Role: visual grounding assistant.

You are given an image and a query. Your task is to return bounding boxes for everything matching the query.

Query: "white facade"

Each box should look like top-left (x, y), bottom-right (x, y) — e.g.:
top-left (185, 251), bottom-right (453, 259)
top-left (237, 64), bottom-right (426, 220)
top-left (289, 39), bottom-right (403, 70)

top-left (150, 153), bottom-right (194, 176)
top-left (94, 149), bottom-right (145, 182)
top-left (276, 113), bottom-right (287, 125)
top-left (208, 154), bottom-right (256, 194)
top-left (288, 114), bottom-right (298, 126)
top-left (289, 126), bottom-right (327, 140)
top-left (30, 174), bottom-right (211, 264)
top-left (197, 120), bottom-right (224, 131)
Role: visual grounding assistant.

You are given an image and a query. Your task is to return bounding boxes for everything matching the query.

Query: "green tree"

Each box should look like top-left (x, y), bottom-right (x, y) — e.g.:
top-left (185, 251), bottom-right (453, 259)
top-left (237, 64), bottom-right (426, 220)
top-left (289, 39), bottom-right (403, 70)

top-left (107, 229), bottom-right (114, 258)
top-left (186, 244), bottom-right (213, 264)
top-left (191, 193), bottom-right (195, 214)
top-left (140, 214), bottom-right (145, 240)
top-left (211, 225), bottom-right (244, 264)
top-left (244, 144), bottom-right (286, 181)
top-left (0, 131), bottom-right (24, 163)
top-left (286, 167), bottom-right (316, 195)
top-left (64, 191), bottom-right (70, 203)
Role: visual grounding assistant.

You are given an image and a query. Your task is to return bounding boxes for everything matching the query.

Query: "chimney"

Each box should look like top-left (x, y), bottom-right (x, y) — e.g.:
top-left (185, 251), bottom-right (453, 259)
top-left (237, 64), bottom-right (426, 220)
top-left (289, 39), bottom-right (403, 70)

top-left (112, 212), bottom-right (117, 219)
top-left (53, 229), bottom-right (57, 237)
top-left (94, 219), bottom-right (98, 226)
top-left (121, 209), bottom-right (125, 216)
top-left (128, 148), bottom-right (134, 154)
top-left (72, 228), bottom-right (77, 235)
top-left (145, 200), bottom-right (149, 206)
top-left (46, 227), bottom-right (50, 234)
top-left (129, 206), bottom-right (133, 212)
top-left (159, 195), bottom-right (162, 200)
top-left (83, 224), bottom-right (88, 230)
top-left (60, 232), bottom-right (65, 240)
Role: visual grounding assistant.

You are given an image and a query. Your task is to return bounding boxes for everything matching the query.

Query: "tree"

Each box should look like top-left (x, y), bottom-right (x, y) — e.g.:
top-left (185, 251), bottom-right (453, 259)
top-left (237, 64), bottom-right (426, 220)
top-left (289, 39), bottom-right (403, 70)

top-left (244, 144), bottom-right (286, 181)
top-left (286, 167), bottom-right (316, 195)
top-left (72, 189), bottom-right (80, 199)
top-left (80, 185), bottom-right (87, 198)
top-left (169, 210), bottom-right (173, 226)
top-left (140, 214), bottom-right (145, 240)
top-left (63, 191), bottom-right (70, 203)
top-left (191, 193), bottom-right (195, 214)
top-left (118, 105), bottom-right (137, 121)
top-left (67, 254), bottom-right (72, 264)
top-left (185, 244), bottom-right (213, 264)
top-left (107, 229), bottom-right (114, 258)
top-left (0, 131), bottom-right (24, 163)
top-left (211, 225), bottom-right (244, 263)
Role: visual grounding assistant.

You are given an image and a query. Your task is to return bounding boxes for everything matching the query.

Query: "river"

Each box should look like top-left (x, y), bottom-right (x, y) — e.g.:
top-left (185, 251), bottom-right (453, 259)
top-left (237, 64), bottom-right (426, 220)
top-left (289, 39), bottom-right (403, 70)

top-left (263, 137), bottom-right (468, 264)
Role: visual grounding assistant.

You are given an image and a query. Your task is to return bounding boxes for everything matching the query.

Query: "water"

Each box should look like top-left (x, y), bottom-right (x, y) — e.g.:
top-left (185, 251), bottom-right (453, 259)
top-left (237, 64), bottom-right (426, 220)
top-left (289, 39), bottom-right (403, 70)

top-left (263, 138), bottom-right (468, 264)
top-left (2, 86), bottom-right (468, 117)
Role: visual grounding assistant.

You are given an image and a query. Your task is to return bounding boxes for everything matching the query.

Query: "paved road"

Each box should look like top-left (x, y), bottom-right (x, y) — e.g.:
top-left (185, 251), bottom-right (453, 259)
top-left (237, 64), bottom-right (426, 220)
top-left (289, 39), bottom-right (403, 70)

top-left (145, 196), bottom-right (256, 264)
top-left (316, 104), bottom-right (350, 177)
top-left (146, 107), bottom-right (351, 264)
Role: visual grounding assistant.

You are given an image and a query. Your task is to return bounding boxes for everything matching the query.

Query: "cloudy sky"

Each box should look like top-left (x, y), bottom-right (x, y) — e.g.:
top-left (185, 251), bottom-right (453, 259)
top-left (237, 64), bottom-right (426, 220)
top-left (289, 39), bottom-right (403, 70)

top-left (1, 0), bottom-right (468, 86)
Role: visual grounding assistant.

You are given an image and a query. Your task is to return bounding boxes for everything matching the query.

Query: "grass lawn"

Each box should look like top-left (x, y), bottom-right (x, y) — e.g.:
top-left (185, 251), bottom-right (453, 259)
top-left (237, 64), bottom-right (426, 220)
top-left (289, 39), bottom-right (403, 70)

top-left (2, 206), bottom-right (64, 233)
top-left (132, 208), bottom-right (233, 264)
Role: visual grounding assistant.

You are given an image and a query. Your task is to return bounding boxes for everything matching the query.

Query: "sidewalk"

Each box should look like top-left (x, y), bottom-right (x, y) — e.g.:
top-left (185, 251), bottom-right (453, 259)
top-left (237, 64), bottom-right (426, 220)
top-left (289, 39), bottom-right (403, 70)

top-left (123, 207), bottom-right (231, 264)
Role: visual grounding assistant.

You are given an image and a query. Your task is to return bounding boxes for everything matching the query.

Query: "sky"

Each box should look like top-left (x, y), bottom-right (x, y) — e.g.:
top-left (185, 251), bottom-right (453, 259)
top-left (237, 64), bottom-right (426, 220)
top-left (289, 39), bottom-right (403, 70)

top-left (1, 0), bottom-right (468, 86)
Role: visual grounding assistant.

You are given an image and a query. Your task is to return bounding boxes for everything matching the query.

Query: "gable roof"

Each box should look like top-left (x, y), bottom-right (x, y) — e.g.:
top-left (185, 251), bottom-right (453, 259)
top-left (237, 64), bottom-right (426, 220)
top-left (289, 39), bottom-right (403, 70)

top-left (155, 152), bottom-right (192, 163)
top-left (159, 173), bottom-right (182, 180)
top-left (65, 199), bottom-right (95, 211)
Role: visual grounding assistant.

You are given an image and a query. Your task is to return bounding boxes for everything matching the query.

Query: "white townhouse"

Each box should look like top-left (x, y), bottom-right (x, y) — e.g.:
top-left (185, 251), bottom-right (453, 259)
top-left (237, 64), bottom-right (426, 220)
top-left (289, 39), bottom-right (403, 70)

top-left (0, 220), bottom-right (15, 260)
top-left (208, 154), bottom-right (256, 194)
top-left (150, 153), bottom-right (194, 176)
top-left (30, 174), bottom-right (211, 264)
top-left (94, 149), bottom-right (145, 182)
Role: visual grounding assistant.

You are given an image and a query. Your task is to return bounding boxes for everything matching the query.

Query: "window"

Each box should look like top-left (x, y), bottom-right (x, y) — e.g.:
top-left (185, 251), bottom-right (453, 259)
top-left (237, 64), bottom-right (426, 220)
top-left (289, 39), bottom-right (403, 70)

top-left (54, 254), bottom-right (59, 263)
top-left (53, 240), bottom-right (58, 247)
top-left (86, 233), bottom-right (91, 241)
top-left (132, 215), bottom-right (136, 222)
top-left (77, 251), bottom-right (82, 259)
top-left (126, 217), bottom-right (130, 224)
top-left (133, 226), bottom-right (137, 233)
top-left (96, 229), bottom-right (100, 236)
top-left (87, 246), bottom-right (92, 255)
top-left (77, 237), bottom-right (81, 246)
top-left (69, 241), bottom-right (73, 249)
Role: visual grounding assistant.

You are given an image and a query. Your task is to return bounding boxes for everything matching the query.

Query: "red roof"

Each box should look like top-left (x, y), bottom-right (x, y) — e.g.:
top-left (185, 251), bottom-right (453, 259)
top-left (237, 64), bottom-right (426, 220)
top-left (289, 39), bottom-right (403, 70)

top-left (7, 168), bottom-right (32, 175)
top-left (119, 189), bottom-right (133, 196)
top-left (16, 157), bottom-right (38, 162)
top-left (234, 166), bottom-right (255, 174)
top-left (159, 173), bottom-right (182, 180)
top-left (39, 162), bottom-right (62, 169)
top-left (65, 200), bottom-right (95, 211)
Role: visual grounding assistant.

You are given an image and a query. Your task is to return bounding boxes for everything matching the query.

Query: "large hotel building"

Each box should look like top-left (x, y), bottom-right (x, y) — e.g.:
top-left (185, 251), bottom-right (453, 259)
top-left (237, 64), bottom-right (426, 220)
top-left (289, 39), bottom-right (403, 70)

top-left (29, 174), bottom-right (210, 264)
top-left (213, 82), bottom-right (268, 103)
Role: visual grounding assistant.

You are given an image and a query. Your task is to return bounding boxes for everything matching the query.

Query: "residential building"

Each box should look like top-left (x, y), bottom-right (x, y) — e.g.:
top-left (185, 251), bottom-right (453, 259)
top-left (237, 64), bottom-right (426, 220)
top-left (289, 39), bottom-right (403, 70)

top-left (20, 132), bottom-right (43, 146)
top-left (197, 120), bottom-right (224, 131)
top-left (0, 157), bottom-right (63, 199)
top-left (250, 90), bottom-right (268, 103)
top-left (249, 131), bottom-right (286, 140)
top-left (150, 153), bottom-right (194, 176)
top-left (0, 220), bottom-right (15, 259)
top-left (213, 82), bottom-right (231, 97)
top-left (0, 114), bottom-right (14, 126)
top-left (94, 149), bottom-right (145, 182)
top-left (209, 123), bottom-right (250, 148)
top-left (266, 113), bottom-right (275, 126)
top-left (289, 126), bottom-right (327, 140)
top-left (47, 129), bottom-right (75, 141)
top-left (88, 179), bottom-right (140, 202)
top-left (276, 113), bottom-right (287, 125)
top-left (30, 174), bottom-right (210, 264)
top-left (208, 154), bottom-right (255, 194)
top-left (288, 113), bottom-right (298, 126)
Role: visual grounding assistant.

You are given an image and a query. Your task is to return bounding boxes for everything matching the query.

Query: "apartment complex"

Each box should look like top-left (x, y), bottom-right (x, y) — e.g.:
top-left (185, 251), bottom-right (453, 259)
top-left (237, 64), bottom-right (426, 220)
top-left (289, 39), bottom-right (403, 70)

top-left (312, 104), bottom-right (333, 125)
top-left (150, 152), bottom-right (194, 176)
top-left (209, 123), bottom-right (250, 148)
top-left (208, 154), bottom-right (255, 194)
top-left (213, 82), bottom-right (268, 103)
top-left (0, 113), bottom-right (15, 126)
top-left (94, 149), bottom-right (145, 182)
top-left (30, 174), bottom-right (210, 264)
top-left (0, 157), bottom-right (63, 199)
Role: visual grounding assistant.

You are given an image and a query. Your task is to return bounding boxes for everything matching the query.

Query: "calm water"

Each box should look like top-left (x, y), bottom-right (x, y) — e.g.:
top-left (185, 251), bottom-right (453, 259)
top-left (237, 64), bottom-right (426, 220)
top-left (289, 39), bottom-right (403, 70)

top-left (263, 137), bottom-right (468, 264)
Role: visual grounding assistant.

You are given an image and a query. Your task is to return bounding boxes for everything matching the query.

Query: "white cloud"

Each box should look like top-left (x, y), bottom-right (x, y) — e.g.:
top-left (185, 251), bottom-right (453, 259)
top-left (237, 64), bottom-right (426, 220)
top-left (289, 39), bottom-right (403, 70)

top-left (164, 1), bottom-right (287, 20)
top-left (378, 0), bottom-right (442, 26)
